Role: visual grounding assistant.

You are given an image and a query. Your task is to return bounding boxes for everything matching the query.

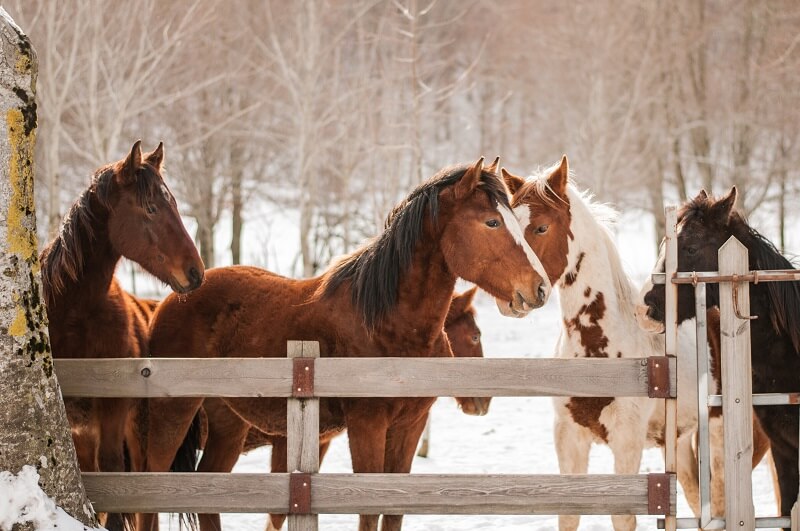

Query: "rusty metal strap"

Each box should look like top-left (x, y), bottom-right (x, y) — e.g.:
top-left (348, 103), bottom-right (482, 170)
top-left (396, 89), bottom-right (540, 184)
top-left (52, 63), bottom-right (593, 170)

top-left (292, 358), bottom-right (315, 398)
top-left (289, 472), bottom-right (312, 514)
top-left (647, 473), bottom-right (673, 515)
top-left (647, 356), bottom-right (671, 398)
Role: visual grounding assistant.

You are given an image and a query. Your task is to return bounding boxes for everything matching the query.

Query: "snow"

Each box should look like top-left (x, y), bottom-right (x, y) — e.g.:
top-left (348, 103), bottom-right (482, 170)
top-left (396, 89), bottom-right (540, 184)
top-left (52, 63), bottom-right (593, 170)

top-left (0, 466), bottom-right (104, 531)
top-left (145, 210), bottom-right (786, 529)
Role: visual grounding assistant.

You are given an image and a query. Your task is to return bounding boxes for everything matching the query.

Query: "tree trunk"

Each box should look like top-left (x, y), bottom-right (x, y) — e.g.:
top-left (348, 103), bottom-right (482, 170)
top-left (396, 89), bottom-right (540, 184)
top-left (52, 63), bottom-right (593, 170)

top-left (230, 170), bottom-right (243, 265)
top-left (0, 9), bottom-right (95, 526)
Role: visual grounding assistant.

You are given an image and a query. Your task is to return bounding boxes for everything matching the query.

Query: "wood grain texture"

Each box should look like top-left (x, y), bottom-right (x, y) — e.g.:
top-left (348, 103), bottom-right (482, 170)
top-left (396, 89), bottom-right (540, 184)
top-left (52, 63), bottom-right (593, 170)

top-left (287, 341), bottom-right (320, 531)
top-left (664, 206), bottom-right (679, 531)
top-left (82, 473), bottom-right (676, 516)
top-left (56, 357), bottom-right (673, 398)
top-left (719, 237), bottom-right (755, 530)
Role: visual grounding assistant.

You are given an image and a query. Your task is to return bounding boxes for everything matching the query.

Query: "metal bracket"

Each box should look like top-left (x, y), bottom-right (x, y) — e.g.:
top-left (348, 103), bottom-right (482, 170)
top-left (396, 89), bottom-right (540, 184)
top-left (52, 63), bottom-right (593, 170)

top-left (648, 472), bottom-right (673, 515)
top-left (289, 472), bottom-right (312, 514)
top-left (292, 358), bottom-right (315, 398)
top-left (647, 356), bottom-right (671, 398)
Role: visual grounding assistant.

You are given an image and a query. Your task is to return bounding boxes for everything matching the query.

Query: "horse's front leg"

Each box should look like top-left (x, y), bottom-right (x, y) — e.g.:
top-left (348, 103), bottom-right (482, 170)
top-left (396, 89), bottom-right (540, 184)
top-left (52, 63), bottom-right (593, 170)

top-left (345, 401), bottom-right (390, 531)
top-left (96, 397), bottom-right (135, 531)
top-left (379, 408), bottom-right (430, 531)
top-left (606, 400), bottom-right (646, 531)
top-left (554, 400), bottom-right (592, 531)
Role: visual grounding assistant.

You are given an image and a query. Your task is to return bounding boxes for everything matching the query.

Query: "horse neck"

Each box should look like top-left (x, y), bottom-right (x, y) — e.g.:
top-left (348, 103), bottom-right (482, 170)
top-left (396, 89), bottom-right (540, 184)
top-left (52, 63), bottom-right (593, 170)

top-left (46, 193), bottom-right (122, 309)
top-left (379, 229), bottom-right (457, 346)
top-left (558, 193), bottom-right (638, 331)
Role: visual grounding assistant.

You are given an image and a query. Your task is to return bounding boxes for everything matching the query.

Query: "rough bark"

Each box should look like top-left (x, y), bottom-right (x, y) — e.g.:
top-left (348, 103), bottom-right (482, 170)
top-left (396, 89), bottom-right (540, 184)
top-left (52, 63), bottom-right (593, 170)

top-left (0, 9), bottom-right (95, 527)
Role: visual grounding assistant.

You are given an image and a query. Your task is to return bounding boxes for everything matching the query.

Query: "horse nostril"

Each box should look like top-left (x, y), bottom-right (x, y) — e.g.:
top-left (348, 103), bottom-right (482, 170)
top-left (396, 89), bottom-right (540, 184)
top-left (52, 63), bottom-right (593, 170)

top-left (188, 266), bottom-right (202, 286)
top-left (537, 283), bottom-right (547, 304)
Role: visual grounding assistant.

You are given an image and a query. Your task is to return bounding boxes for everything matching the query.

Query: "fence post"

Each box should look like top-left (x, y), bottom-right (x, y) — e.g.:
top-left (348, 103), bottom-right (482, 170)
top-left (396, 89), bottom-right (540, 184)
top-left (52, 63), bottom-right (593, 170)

top-left (287, 340), bottom-right (320, 531)
top-left (663, 206), bottom-right (679, 531)
top-left (719, 237), bottom-right (755, 530)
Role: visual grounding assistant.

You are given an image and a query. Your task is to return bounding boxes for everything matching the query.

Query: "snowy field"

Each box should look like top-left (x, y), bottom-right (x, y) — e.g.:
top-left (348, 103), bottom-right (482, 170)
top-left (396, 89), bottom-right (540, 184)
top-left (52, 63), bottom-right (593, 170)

top-left (140, 208), bottom-right (792, 531)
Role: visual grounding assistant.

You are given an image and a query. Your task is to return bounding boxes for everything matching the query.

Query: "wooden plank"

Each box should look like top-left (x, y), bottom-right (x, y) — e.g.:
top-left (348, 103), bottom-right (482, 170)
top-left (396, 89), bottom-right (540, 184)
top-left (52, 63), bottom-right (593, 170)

top-left (55, 357), bottom-right (670, 399)
top-left (719, 237), bottom-right (755, 531)
top-left (663, 206), bottom-right (679, 531)
top-left (55, 358), bottom-right (293, 397)
top-left (82, 473), bottom-right (675, 516)
top-left (287, 341), bottom-right (320, 531)
top-left (694, 282), bottom-right (712, 527)
top-left (791, 501), bottom-right (799, 531)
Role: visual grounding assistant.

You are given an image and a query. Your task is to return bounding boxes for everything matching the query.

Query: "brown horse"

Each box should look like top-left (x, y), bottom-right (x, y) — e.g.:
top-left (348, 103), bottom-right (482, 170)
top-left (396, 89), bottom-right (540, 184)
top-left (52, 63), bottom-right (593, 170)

top-left (40, 141), bottom-right (204, 530)
top-left (191, 287), bottom-right (488, 531)
top-left (141, 158), bottom-right (550, 531)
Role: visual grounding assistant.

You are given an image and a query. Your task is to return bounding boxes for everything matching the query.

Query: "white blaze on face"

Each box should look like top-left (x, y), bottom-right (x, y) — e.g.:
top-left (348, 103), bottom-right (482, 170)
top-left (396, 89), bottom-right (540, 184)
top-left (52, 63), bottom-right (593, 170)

top-left (498, 204), bottom-right (551, 295)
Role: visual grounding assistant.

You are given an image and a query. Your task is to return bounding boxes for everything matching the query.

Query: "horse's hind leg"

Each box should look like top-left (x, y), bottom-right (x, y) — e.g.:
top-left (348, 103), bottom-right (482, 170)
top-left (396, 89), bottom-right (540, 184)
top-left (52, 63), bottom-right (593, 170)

top-left (608, 425), bottom-right (644, 531)
top-left (379, 414), bottom-right (430, 531)
top-left (676, 431), bottom-right (701, 517)
top-left (554, 414), bottom-right (591, 531)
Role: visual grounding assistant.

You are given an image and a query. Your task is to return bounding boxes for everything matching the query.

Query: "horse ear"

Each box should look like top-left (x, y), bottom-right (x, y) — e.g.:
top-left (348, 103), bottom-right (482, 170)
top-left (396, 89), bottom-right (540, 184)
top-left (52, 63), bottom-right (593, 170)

top-left (120, 140), bottom-right (144, 184)
top-left (450, 286), bottom-right (477, 316)
top-left (455, 157), bottom-right (484, 199)
top-left (713, 186), bottom-right (738, 220)
top-left (485, 157), bottom-right (500, 174)
top-left (501, 168), bottom-right (526, 196)
top-left (694, 189), bottom-right (708, 201)
top-left (546, 155), bottom-right (569, 198)
top-left (145, 142), bottom-right (165, 169)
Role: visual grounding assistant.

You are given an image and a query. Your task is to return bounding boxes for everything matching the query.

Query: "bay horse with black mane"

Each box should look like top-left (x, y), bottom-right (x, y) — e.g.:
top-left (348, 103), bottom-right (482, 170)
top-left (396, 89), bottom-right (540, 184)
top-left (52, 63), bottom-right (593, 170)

top-left (40, 141), bottom-right (204, 530)
top-left (640, 187), bottom-right (800, 529)
top-left (500, 158), bottom-right (771, 530)
top-left (141, 158), bottom-right (550, 531)
top-left (191, 287), bottom-right (488, 531)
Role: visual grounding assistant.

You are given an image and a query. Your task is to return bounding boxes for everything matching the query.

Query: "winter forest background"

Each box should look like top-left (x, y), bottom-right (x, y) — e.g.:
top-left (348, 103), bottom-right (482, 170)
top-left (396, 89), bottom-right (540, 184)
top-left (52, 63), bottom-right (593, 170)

top-left (7, 0), bottom-right (800, 281)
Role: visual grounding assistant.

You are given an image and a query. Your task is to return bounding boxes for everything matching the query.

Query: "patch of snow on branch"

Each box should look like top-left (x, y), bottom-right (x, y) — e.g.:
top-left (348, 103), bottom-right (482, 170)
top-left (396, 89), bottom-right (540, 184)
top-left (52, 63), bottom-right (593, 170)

top-left (0, 465), bottom-right (104, 531)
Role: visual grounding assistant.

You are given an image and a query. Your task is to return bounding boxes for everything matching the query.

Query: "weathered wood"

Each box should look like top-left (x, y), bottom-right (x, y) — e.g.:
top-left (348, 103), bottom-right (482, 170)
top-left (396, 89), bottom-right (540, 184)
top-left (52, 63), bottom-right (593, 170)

top-left (55, 357), bottom-right (674, 398)
top-left (0, 9), bottom-right (95, 526)
top-left (82, 473), bottom-right (676, 516)
top-left (694, 282), bottom-right (713, 526)
top-left (663, 206), bottom-right (679, 531)
top-left (719, 236), bottom-right (755, 530)
top-left (287, 341), bottom-right (320, 531)
top-left (791, 501), bottom-right (799, 531)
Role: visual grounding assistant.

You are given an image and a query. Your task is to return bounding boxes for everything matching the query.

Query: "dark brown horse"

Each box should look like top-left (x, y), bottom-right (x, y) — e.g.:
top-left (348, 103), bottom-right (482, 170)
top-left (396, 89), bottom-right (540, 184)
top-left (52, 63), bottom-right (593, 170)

top-left (641, 188), bottom-right (800, 529)
top-left (191, 287), bottom-right (488, 531)
top-left (40, 141), bottom-right (204, 530)
top-left (141, 158), bottom-right (550, 531)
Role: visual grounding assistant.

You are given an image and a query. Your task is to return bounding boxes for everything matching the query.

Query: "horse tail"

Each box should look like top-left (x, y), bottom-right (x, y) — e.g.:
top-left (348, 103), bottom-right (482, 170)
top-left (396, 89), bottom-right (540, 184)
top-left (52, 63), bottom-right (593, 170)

top-left (170, 411), bottom-right (203, 530)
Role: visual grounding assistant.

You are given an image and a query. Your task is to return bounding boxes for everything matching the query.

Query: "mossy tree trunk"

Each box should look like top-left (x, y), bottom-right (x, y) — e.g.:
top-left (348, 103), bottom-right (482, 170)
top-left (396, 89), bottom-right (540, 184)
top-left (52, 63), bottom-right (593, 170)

top-left (0, 8), bottom-right (95, 527)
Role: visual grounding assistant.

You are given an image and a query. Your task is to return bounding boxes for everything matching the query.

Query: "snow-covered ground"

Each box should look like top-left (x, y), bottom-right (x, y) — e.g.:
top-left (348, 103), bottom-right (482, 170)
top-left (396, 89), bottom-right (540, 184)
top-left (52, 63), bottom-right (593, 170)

top-left (140, 209), bottom-right (788, 530)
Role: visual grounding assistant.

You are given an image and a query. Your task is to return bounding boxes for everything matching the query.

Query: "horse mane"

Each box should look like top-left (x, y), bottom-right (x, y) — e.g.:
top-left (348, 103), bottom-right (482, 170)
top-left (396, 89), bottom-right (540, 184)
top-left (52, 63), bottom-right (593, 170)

top-left (320, 164), bottom-right (510, 330)
top-left (41, 163), bottom-right (162, 303)
top-left (680, 197), bottom-right (800, 353)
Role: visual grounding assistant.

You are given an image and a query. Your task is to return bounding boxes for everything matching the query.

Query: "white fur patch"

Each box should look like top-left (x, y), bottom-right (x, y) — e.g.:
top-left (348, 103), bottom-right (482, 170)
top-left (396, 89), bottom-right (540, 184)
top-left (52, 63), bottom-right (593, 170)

top-left (499, 204), bottom-right (551, 291)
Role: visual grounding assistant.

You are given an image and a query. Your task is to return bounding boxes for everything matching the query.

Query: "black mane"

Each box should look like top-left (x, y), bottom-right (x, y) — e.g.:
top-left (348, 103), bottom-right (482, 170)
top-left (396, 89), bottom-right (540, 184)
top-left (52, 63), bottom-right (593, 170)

top-left (322, 164), bottom-right (509, 329)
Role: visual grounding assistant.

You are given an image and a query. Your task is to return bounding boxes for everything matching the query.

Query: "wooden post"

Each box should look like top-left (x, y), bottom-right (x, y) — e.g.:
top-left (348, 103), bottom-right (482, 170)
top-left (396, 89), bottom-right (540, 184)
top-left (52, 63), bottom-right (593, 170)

top-left (719, 237), bottom-right (755, 530)
top-left (0, 9), bottom-right (95, 526)
top-left (663, 207), bottom-right (678, 531)
top-left (287, 341), bottom-right (320, 531)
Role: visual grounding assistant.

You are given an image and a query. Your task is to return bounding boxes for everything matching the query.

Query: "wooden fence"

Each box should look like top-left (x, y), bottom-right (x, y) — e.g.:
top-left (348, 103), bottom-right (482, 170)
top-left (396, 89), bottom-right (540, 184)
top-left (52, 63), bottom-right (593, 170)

top-left (55, 353), bottom-right (678, 530)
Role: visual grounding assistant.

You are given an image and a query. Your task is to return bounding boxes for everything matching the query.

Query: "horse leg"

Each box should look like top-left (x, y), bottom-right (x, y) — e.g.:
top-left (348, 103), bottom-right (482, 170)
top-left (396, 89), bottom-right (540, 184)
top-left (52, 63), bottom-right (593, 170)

top-left (772, 440), bottom-right (799, 529)
top-left (554, 414), bottom-right (591, 531)
top-left (379, 413), bottom-right (429, 531)
top-left (266, 439), bottom-right (332, 531)
top-left (345, 405), bottom-right (389, 531)
top-left (198, 419), bottom-right (250, 531)
top-left (138, 397), bottom-right (205, 531)
top-left (676, 431), bottom-right (701, 517)
top-left (708, 416), bottom-right (726, 517)
top-left (96, 398), bottom-right (134, 531)
top-left (607, 421), bottom-right (645, 531)
top-left (416, 417), bottom-right (431, 458)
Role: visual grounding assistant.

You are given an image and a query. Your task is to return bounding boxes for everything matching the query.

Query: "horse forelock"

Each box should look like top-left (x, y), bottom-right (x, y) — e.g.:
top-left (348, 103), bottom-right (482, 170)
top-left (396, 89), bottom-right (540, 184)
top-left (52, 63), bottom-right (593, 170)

top-left (322, 165), bottom-right (507, 329)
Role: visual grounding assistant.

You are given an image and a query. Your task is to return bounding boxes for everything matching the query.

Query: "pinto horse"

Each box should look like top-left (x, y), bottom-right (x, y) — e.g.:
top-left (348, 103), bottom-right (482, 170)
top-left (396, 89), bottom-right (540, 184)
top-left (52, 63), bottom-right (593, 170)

top-left (190, 287), bottom-right (489, 531)
top-left (640, 188), bottom-right (800, 529)
top-left (40, 141), bottom-right (204, 530)
top-left (500, 157), bottom-right (770, 530)
top-left (141, 158), bottom-right (550, 531)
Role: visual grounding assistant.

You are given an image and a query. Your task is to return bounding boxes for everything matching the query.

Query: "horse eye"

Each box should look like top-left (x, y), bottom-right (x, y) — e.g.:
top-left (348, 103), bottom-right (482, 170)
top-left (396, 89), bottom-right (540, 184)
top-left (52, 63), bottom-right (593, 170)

top-left (686, 246), bottom-right (698, 256)
top-left (146, 204), bottom-right (157, 215)
top-left (536, 225), bottom-right (549, 234)
top-left (471, 334), bottom-right (480, 344)
top-left (485, 219), bottom-right (500, 228)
